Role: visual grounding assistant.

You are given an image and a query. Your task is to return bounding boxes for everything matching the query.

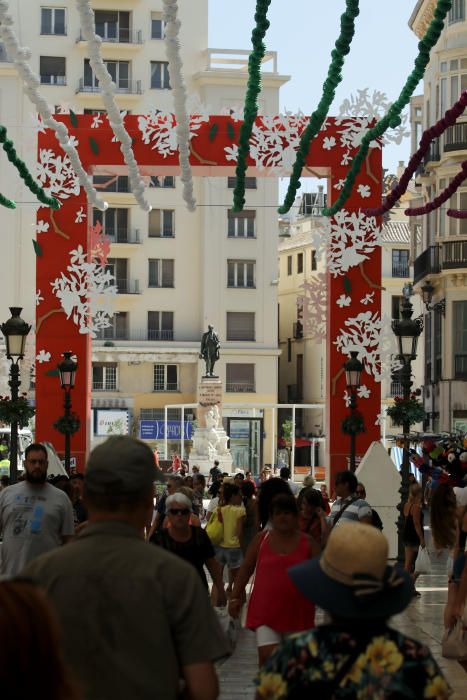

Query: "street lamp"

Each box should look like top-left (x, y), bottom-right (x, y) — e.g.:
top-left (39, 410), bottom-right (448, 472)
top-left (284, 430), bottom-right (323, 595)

top-left (391, 287), bottom-right (423, 562)
top-left (0, 307), bottom-right (31, 484)
top-left (420, 279), bottom-right (446, 316)
top-left (56, 351), bottom-right (79, 473)
top-left (343, 351), bottom-right (363, 472)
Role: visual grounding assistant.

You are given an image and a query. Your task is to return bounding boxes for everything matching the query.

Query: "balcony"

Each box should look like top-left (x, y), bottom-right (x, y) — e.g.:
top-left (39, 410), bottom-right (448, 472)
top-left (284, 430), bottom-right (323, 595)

top-left (293, 321), bottom-right (303, 339)
top-left (442, 240), bottom-right (467, 269)
top-left (392, 263), bottom-right (410, 278)
top-left (154, 383), bottom-right (179, 392)
top-left (414, 245), bottom-right (441, 284)
top-left (444, 122), bottom-right (467, 152)
top-left (424, 141), bottom-right (440, 164)
top-left (116, 278), bottom-right (141, 294)
top-left (147, 330), bottom-right (174, 341)
top-left (40, 75), bottom-right (67, 86)
top-left (390, 381), bottom-right (404, 398)
top-left (108, 229), bottom-right (141, 245)
top-left (77, 78), bottom-right (142, 94)
top-left (92, 382), bottom-right (117, 391)
top-left (78, 29), bottom-right (143, 45)
top-left (454, 354), bottom-right (467, 379)
top-left (226, 382), bottom-right (256, 393)
top-left (95, 329), bottom-right (176, 342)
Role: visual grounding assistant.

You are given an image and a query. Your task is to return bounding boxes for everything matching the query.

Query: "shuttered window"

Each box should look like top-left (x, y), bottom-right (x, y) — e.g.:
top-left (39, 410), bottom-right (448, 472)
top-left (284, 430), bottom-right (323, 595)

top-left (227, 210), bottom-right (256, 238)
top-left (226, 312), bottom-right (255, 341)
top-left (226, 364), bottom-right (255, 392)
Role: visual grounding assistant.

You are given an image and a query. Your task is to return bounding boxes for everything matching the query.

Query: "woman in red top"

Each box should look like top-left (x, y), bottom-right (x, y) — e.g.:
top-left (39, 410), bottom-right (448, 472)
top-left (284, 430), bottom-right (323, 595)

top-left (229, 494), bottom-right (320, 666)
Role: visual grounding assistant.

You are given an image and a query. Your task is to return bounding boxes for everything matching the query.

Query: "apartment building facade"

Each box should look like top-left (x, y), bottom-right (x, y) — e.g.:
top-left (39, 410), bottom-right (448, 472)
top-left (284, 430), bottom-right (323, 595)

top-left (0, 1), bottom-right (289, 470)
top-left (409, 0), bottom-right (467, 433)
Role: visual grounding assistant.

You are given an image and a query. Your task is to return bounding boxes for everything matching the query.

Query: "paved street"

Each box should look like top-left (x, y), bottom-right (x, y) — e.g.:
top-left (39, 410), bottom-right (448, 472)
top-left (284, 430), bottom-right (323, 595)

top-left (217, 560), bottom-right (467, 699)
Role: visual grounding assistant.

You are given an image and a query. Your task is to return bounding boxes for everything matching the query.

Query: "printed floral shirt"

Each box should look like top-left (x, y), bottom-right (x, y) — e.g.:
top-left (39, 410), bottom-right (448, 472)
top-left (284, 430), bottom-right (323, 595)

top-left (255, 625), bottom-right (451, 700)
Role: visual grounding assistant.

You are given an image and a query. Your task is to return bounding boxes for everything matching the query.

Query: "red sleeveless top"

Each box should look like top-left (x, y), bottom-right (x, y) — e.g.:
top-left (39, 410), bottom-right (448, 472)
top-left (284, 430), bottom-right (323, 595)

top-left (246, 531), bottom-right (315, 633)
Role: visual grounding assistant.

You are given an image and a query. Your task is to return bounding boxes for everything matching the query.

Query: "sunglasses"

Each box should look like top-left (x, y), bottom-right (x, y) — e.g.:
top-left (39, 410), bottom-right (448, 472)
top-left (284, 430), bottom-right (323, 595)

top-left (167, 508), bottom-right (190, 516)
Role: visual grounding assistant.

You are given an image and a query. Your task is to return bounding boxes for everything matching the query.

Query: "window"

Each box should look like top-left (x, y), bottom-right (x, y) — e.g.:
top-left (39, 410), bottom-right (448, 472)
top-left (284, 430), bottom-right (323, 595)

top-left (150, 61), bottom-right (171, 89)
top-left (41, 7), bottom-right (66, 35)
top-left (227, 210), bottom-right (256, 238)
top-left (148, 259), bottom-right (174, 287)
top-left (434, 309), bottom-right (443, 381)
top-left (94, 10), bottom-right (130, 42)
top-left (93, 208), bottom-right (129, 240)
top-left (147, 311), bottom-right (174, 341)
top-left (391, 249), bottom-right (409, 277)
top-left (311, 250), bottom-right (317, 271)
top-left (425, 313), bottom-right (432, 383)
top-left (153, 364), bottom-right (178, 391)
top-left (287, 256), bottom-right (292, 275)
top-left (149, 175), bottom-right (175, 188)
top-left (93, 175), bottom-right (129, 193)
top-left (151, 12), bottom-right (165, 39)
top-left (149, 209), bottom-right (174, 237)
top-left (226, 312), bottom-right (255, 341)
top-left (141, 407), bottom-right (182, 421)
top-left (105, 258), bottom-right (129, 292)
top-left (92, 364), bottom-right (117, 391)
top-left (226, 364), bottom-right (255, 392)
top-left (297, 252), bottom-right (304, 274)
top-left (391, 296), bottom-right (403, 320)
top-left (84, 59), bottom-right (130, 91)
top-left (83, 108), bottom-right (108, 116)
top-left (453, 301), bottom-right (467, 378)
top-left (40, 56), bottom-right (66, 85)
top-left (227, 176), bottom-right (257, 189)
top-left (96, 312), bottom-right (128, 340)
top-left (227, 260), bottom-right (255, 288)
top-left (449, 0), bottom-right (465, 24)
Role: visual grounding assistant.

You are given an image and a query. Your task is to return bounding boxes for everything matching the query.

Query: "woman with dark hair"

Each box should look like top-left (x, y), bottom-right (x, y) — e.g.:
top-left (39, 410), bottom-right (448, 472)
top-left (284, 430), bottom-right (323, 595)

top-left (216, 482), bottom-right (246, 590)
top-left (255, 524), bottom-right (449, 699)
top-left (257, 477), bottom-right (292, 530)
top-left (299, 487), bottom-right (328, 545)
top-left (402, 482), bottom-right (425, 594)
top-left (229, 493), bottom-right (319, 666)
top-left (241, 480), bottom-right (259, 554)
top-left (430, 482), bottom-right (458, 551)
top-left (0, 580), bottom-right (80, 700)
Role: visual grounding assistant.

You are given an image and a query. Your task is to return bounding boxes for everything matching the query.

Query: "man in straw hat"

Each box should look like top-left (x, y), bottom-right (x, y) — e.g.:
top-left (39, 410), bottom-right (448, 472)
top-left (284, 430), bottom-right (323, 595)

top-left (255, 523), bottom-right (450, 699)
top-left (24, 436), bottom-right (230, 700)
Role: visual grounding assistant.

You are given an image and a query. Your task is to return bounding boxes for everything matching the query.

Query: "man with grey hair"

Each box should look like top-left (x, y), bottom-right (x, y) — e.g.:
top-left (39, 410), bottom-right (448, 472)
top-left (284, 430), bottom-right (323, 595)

top-left (24, 436), bottom-right (229, 700)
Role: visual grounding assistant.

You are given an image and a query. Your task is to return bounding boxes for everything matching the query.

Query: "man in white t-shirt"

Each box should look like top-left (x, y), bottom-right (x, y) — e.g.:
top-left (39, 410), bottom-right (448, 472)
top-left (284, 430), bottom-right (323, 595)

top-left (280, 467), bottom-right (299, 496)
top-left (0, 443), bottom-right (74, 578)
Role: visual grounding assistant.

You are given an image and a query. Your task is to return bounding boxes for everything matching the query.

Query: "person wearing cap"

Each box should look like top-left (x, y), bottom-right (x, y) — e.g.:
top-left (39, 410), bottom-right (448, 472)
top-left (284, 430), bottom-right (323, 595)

top-left (255, 523), bottom-right (450, 700)
top-left (23, 436), bottom-right (230, 700)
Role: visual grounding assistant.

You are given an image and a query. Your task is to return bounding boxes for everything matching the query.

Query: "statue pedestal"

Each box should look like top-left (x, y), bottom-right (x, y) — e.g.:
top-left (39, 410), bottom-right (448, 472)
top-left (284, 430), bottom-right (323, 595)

top-left (189, 377), bottom-right (233, 474)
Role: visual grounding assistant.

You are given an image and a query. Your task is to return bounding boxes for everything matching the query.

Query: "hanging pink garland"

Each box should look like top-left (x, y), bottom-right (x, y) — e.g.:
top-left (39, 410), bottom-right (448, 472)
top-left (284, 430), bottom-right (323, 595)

top-left (404, 159), bottom-right (467, 216)
top-left (447, 207), bottom-right (467, 219)
top-left (364, 91), bottom-right (467, 217)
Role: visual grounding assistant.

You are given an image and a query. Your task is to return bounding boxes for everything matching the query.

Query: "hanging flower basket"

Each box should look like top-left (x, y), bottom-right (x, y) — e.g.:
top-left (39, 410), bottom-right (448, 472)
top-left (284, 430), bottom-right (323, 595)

top-left (341, 412), bottom-right (365, 436)
top-left (54, 412), bottom-right (81, 436)
top-left (387, 393), bottom-right (426, 427)
top-left (0, 394), bottom-right (35, 429)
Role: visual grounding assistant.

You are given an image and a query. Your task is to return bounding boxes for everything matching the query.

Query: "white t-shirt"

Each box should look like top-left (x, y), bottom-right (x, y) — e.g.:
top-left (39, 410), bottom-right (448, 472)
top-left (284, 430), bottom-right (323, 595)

top-left (287, 479), bottom-right (299, 496)
top-left (0, 481), bottom-right (75, 578)
top-left (454, 486), bottom-right (467, 507)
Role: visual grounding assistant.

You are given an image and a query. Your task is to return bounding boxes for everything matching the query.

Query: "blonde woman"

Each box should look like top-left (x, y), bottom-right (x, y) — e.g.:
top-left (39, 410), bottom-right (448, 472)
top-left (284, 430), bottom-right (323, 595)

top-left (403, 482), bottom-right (425, 594)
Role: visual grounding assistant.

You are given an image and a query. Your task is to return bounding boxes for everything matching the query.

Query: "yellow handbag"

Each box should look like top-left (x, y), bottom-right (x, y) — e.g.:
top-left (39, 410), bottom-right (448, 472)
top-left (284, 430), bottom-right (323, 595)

top-left (206, 508), bottom-right (223, 546)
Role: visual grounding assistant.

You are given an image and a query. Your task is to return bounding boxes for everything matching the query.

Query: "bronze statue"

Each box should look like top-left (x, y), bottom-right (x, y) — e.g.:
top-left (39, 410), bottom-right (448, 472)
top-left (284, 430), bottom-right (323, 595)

top-left (200, 325), bottom-right (220, 377)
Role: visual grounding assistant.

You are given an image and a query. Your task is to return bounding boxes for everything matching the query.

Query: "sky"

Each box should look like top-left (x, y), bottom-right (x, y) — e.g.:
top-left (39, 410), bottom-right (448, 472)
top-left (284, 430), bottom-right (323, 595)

top-left (208, 0), bottom-right (419, 193)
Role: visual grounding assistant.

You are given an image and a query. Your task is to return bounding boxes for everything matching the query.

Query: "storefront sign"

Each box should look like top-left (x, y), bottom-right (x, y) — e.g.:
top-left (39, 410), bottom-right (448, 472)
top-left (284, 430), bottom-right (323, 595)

top-left (140, 420), bottom-right (193, 441)
top-left (95, 409), bottom-right (129, 437)
top-left (223, 408), bottom-right (263, 418)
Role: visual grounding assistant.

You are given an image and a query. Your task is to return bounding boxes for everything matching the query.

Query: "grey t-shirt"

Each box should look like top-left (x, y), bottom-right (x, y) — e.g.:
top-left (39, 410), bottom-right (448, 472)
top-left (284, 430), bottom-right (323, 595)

top-left (0, 481), bottom-right (75, 577)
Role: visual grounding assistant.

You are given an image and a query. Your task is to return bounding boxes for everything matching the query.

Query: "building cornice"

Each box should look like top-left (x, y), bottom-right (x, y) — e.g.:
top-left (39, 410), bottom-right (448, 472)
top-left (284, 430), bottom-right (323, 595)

top-left (409, 0), bottom-right (437, 38)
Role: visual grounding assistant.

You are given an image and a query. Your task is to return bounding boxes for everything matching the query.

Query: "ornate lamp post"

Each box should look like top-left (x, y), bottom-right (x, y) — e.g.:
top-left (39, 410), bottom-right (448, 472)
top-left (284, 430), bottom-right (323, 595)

top-left (343, 351), bottom-right (364, 472)
top-left (420, 280), bottom-right (446, 316)
top-left (391, 286), bottom-right (423, 562)
top-left (0, 307), bottom-right (31, 484)
top-left (55, 352), bottom-right (79, 474)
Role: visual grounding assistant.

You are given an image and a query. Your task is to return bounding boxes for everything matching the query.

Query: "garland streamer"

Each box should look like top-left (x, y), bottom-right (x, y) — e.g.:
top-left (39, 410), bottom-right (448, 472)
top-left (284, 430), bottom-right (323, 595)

top-left (0, 0), bottom-right (107, 211)
top-left (278, 0), bottom-right (360, 215)
top-left (232, 0), bottom-right (272, 212)
top-left (405, 159), bottom-right (467, 216)
top-left (322, 0), bottom-right (453, 217)
top-left (76, 0), bottom-right (151, 212)
top-left (364, 91), bottom-right (467, 217)
top-left (162, 0), bottom-right (195, 211)
top-left (447, 208), bottom-right (467, 219)
top-left (0, 124), bottom-right (59, 209)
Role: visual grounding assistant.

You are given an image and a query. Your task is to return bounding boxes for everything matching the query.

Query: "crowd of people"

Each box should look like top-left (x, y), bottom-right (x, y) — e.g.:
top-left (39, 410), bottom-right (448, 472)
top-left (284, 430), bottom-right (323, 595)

top-left (0, 437), bottom-right (464, 699)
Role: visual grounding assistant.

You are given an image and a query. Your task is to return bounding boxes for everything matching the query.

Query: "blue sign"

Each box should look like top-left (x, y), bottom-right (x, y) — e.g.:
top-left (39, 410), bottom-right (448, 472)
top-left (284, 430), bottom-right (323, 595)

top-left (140, 420), bottom-right (193, 441)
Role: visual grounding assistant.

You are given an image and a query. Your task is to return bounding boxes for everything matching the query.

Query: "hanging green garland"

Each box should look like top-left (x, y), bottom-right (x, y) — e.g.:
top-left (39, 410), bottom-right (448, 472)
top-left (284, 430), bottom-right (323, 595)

top-left (0, 124), bottom-right (60, 210)
top-left (322, 0), bottom-right (452, 217)
top-left (278, 0), bottom-right (360, 215)
top-left (232, 0), bottom-right (272, 213)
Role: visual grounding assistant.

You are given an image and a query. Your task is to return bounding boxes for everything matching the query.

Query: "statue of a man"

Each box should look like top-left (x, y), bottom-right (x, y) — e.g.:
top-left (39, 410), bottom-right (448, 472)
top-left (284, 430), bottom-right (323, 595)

top-left (200, 325), bottom-right (220, 377)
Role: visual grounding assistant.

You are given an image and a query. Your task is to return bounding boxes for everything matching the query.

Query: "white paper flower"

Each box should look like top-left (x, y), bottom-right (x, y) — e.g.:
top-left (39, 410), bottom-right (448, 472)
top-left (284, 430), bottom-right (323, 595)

top-left (224, 144), bottom-right (239, 162)
top-left (341, 151), bottom-right (352, 166)
top-left (334, 179), bottom-right (345, 191)
top-left (35, 290), bottom-right (44, 306)
top-left (322, 136), bottom-right (336, 150)
top-left (36, 349), bottom-right (51, 363)
top-left (360, 292), bottom-right (375, 306)
top-left (336, 294), bottom-right (351, 308)
top-left (343, 391), bottom-right (352, 408)
top-left (36, 220), bottom-right (49, 234)
top-left (357, 385), bottom-right (371, 399)
top-left (375, 411), bottom-right (386, 426)
top-left (357, 184), bottom-right (371, 199)
top-left (75, 207), bottom-right (86, 223)
top-left (91, 114), bottom-right (103, 129)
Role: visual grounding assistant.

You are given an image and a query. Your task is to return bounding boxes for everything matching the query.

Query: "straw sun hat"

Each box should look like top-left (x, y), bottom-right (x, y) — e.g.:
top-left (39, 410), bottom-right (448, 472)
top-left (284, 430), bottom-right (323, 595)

top-left (289, 523), bottom-right (414, 619)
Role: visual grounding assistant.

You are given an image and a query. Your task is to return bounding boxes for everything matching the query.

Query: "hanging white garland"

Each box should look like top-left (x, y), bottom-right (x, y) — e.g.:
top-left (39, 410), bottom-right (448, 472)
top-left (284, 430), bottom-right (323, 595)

top-left (0, 1), bottom-right (107, 211)
top-left (76, 0), bottom-right (151, 212)
top-left (162, 0), bottom-right (196, 211)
